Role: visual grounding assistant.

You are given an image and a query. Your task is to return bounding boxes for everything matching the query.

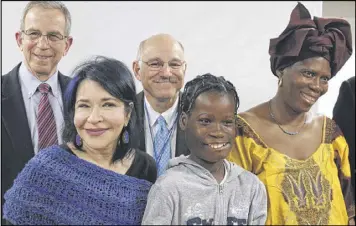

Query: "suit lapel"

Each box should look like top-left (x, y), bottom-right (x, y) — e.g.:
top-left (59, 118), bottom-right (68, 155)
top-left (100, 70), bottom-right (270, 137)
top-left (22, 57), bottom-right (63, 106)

top-left (136, 92), bottom-right (146, 151)
top-left (2, 63), bottom-right (34, 158)
top-left (58, 72), bottom-right (71, 102)
top-left (136, 91), bottom-right (189, 156)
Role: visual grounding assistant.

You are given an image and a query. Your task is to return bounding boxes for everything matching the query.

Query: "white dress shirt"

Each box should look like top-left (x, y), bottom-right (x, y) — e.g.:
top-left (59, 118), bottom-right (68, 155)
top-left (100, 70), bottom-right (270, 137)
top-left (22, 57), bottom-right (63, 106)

top-left (19, 62), bottom-right (65, 154)
top-left (143, 96), bottom-right (179, 159)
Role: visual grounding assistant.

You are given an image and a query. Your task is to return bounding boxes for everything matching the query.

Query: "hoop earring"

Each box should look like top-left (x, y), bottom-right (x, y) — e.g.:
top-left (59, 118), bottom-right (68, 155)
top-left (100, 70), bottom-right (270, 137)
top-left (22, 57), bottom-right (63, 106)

top-left (122, 128), bottom-right (129, 144)
top-left (75, 134), bottom-right (83, 147)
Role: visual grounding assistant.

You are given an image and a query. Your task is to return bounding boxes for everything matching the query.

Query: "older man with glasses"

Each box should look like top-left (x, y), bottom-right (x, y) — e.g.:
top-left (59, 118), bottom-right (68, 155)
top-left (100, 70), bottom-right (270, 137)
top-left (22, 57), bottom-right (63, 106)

top-left (1, 1), bottom-right (73, 223)
top-left (133, 33), bottom-right (190, 177)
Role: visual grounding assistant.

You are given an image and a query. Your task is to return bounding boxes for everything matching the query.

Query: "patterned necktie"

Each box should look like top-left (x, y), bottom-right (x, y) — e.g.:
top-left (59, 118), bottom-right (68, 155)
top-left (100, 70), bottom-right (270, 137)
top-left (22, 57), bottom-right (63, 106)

top-left (153, 115), bottom-right (171, 176)
top-left (37, 83), bottom-right (58, 151)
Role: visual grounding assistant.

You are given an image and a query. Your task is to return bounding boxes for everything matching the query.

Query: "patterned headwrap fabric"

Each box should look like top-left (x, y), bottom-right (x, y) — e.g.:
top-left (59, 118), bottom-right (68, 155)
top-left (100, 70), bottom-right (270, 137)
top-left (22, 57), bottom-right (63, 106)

top-left (269, 2), bottom-right (353, 77)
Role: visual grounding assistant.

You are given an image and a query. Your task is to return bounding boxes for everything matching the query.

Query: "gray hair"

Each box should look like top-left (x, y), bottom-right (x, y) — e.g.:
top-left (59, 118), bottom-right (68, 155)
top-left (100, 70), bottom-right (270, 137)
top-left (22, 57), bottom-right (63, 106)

top-left (20, 1), bottom-right (72, 36)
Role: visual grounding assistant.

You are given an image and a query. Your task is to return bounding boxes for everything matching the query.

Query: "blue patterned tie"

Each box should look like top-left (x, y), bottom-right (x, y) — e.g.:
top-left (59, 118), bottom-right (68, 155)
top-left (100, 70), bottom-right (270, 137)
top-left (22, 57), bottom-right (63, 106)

top-left (153, 115), bottom-right (171, 176)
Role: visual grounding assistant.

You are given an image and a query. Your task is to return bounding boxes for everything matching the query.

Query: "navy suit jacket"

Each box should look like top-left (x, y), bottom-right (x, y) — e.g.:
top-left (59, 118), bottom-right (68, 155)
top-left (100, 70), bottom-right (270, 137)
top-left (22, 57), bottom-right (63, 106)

top-left (1, 63), bottom-right (71, 223)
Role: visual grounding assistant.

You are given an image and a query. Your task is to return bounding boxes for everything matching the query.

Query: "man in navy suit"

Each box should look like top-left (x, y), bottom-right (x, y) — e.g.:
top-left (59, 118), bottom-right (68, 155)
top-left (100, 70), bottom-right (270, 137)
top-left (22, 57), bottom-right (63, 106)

top-left (1, 1), bottom-right (73, 222)
top-left (132, 34), bottom-right (190, 176)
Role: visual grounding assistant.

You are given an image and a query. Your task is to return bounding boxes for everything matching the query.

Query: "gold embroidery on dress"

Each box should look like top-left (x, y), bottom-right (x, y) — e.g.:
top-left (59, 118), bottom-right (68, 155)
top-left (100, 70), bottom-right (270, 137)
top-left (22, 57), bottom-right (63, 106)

top-left (279, 154), bottom-right (332, 225)
top-left (325, 118), bottom-right (343, 144)
top-left (236, 117), bottom-right (266, 148)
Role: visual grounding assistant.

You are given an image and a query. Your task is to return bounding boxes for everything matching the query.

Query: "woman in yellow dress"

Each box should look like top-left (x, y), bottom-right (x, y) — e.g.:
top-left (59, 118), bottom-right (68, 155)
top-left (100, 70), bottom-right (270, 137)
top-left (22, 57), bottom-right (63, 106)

top-left (227, 2), bottom-right (354, 225)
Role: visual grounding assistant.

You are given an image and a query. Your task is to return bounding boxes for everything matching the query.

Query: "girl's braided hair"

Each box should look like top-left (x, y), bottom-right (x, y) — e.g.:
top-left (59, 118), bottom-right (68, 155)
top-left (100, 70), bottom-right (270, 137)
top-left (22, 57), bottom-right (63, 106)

top-left (180, 73), bottom-right (239, 114)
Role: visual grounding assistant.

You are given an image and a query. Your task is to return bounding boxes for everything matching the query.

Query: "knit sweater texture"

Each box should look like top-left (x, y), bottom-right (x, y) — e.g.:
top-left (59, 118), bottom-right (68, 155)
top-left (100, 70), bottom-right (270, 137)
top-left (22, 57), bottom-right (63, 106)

top-left (3, 145), bottom-right (152, 225)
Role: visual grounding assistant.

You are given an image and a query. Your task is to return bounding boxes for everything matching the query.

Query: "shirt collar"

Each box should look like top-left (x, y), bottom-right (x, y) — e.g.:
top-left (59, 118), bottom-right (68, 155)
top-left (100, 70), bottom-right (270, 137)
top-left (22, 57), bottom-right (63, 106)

top-left (144, 96), bottom-right (179, 128)
top-left (19, 62), bottom-right (60, 98)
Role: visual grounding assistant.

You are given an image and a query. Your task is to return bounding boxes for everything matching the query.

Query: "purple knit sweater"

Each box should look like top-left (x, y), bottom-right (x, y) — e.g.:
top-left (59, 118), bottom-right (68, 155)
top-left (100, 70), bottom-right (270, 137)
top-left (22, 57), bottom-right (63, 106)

top-left (3, 145), bottom-right (152, 225)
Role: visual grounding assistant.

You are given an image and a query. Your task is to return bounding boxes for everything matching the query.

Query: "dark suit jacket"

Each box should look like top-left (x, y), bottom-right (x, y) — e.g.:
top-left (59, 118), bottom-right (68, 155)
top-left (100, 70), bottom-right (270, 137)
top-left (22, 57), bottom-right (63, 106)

top-left (333, 76), bottom-right (355, 191)
top-left (135, 91), bottom-right (190, 158)
top-left (1, 63), bottom-right (71, 223)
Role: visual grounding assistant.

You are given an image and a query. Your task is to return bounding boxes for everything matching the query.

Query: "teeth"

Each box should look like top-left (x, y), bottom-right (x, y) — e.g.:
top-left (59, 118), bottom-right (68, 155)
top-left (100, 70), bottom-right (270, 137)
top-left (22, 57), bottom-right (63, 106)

top-left (35, 55), bottom-right (50, 59)
top-left (208, 143), bottom-right (227, 149)
top-left (302, 93), bottom-right (316, 102)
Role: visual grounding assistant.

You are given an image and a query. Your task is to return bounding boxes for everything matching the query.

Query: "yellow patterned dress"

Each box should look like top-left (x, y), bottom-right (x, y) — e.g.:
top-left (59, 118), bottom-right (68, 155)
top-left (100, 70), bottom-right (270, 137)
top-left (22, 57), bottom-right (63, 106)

top-left (227, 115), bottom-right (355, 225)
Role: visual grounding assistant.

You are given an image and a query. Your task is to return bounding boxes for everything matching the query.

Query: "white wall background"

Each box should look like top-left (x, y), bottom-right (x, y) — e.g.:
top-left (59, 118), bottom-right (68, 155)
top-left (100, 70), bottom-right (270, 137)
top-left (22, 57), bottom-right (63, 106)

top-left (2, 1), bottom-right (351, 115)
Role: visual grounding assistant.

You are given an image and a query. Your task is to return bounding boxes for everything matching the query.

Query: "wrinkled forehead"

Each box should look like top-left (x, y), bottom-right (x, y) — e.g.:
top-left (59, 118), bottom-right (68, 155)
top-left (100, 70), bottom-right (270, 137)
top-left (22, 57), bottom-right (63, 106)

top-left (24, 7), bottom-right (66, 33)
top-left (142, 40), bottom-right (184, 61)
top-left (291, 56), bottom-right (331, 76)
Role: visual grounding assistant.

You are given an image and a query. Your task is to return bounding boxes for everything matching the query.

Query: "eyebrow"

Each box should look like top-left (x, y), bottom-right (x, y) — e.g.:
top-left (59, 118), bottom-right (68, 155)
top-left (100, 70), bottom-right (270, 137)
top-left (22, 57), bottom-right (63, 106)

top-left (25, 28), bottom-right (62, 34)
top-left (76, 97), bottom-right (119, 103)
top-left (196, 113), bottom-right (234, 118)
top-left (146, 57), bottom-right (183, 62)
top-left (301, 68), bottom-right (331, 78)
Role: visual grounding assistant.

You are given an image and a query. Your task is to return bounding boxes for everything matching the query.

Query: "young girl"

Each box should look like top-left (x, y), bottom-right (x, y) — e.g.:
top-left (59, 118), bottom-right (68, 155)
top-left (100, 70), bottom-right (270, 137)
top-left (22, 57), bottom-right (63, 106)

top-left (142, 73), bottom-right (267, 225)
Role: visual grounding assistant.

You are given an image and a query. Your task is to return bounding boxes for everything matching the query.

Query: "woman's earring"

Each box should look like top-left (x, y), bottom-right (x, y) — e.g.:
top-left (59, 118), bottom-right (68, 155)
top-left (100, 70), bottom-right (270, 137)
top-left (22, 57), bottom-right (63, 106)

top-left (75, 134), bottom-right (83, 147)
top-left (122, 128), bottom-right (129, 144)
top-left (278, 78), bottom-right (283, 87)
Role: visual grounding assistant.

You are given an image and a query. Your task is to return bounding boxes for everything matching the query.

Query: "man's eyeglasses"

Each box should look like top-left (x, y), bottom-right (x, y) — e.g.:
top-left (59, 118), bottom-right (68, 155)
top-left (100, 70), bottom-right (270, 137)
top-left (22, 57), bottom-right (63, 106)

top-left (21, 30), bottom-right (67, 42)
top-left (140, 60), bottom-right (185, 71)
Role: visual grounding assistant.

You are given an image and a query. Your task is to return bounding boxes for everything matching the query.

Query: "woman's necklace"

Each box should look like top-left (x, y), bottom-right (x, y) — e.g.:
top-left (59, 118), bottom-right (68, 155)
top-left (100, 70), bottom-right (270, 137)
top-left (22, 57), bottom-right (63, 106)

top-left (268, 100), bottom-right (306, 136)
